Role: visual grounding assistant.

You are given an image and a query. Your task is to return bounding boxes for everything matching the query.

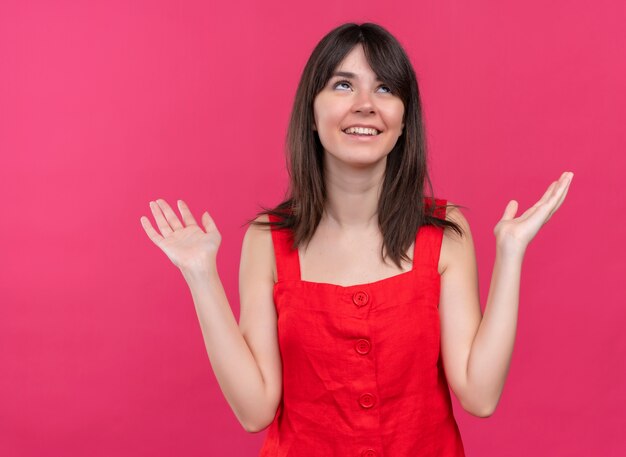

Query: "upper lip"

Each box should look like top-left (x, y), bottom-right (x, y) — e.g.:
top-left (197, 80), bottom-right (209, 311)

top-left (342, 124), bottom-right (383, 132)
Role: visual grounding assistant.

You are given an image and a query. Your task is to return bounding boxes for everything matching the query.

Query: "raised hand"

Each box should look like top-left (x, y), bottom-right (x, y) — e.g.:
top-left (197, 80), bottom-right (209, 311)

top-left (494, 171), bottom-right (574, 254)
top-left (140, 199), bottom-right (222, 271)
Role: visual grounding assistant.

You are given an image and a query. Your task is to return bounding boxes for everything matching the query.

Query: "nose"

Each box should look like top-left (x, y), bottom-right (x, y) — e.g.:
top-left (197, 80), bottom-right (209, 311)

top-left (352, 89), bottom-right (376, 114)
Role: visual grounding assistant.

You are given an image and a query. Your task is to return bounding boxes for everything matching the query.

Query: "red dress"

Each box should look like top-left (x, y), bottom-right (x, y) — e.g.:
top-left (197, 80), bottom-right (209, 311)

top-left (259, 199), bottom-right (466, 456)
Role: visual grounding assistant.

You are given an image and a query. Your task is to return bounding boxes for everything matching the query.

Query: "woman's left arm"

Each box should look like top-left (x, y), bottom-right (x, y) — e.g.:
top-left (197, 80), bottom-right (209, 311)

top-left (439, 172), bottom-right (574, 417)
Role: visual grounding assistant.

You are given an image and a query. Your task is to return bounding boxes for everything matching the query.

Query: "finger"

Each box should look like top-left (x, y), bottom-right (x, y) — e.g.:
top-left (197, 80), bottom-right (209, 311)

top-left (518, 181), bottom-right (556, 221)
top-left (545, 173), bottom-right (571, 208)
top-left (536, 181), bottom-right (558, 207)
top-left (202, 211), bottom-right (218, 233)
top-left (544, 173), bottom-right (573, 222)
top-left (501, 200), bottom-right (518, 221)
top-left (150, 201), bottom-right (173, 236)
top-left (140, 215), bottom-right (165, 245)
top-left (519, 173), bottom-right (572, 222)
top-left (155, 199), bottom-right (184, 231)
top-left (533, 172), bottom-right (570, 211)
top-left (552, 180), bottom-right (571, 214)
top-left (177, 200), bottom-right (199, 227)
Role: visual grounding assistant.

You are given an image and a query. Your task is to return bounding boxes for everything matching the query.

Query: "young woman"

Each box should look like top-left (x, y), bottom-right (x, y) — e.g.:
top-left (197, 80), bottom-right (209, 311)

top-left (140, 22), bottom-right (572, 456)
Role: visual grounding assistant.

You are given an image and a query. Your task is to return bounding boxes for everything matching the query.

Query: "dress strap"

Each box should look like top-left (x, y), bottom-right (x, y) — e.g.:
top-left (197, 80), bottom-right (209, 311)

top-left (412, 198), bottom-right (447, 273)
top-left (267, 213), bottom-right (302, 282)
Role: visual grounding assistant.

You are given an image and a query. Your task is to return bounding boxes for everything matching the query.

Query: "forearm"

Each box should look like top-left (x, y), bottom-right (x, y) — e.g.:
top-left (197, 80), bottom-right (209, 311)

top-left (181, 266), bottom-right (271, 431)
top-left (466, 246), bottom-right (524, 415)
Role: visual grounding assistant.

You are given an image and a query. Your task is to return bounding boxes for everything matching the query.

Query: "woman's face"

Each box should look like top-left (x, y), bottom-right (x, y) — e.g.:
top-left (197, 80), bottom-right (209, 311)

top-left (313, 44), bottom-right (405, 169)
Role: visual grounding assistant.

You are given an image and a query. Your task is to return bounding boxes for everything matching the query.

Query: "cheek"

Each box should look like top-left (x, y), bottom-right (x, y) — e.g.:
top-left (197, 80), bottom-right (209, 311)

top-left (317, 111), bottom-right (343, 134)
top-left (385, 104), bottom-right (405, 129)
top-left (315, 95), bottom-right (347, 127)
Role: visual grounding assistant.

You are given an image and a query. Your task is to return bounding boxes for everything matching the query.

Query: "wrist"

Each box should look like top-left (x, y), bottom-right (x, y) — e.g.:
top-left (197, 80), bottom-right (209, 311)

top-left (495, 242), bottom-right (526, 262)
top-left (180, 262), bottom-right (218, 282)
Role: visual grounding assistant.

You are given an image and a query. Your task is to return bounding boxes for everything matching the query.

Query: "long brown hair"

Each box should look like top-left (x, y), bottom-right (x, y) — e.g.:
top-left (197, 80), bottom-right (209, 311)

top-left (246, 22), bottom-right (465, 269)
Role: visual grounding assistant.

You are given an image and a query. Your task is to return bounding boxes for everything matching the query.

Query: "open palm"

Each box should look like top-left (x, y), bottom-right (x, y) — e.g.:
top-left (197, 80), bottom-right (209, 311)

top-left (494, 171), bottom-right (574, 253)
top-left (140, 199), bottom-right (221, 270)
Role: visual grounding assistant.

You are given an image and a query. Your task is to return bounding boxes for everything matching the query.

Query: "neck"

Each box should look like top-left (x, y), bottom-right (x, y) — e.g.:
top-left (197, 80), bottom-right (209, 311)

top-left (322, 155), bottom-right (386, 230)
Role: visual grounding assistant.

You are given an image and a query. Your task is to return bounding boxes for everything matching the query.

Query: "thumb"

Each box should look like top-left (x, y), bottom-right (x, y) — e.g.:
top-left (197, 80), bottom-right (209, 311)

top-left (202, 211), bottom-right (217, 233)
top-left (501, 200), bottom-right (518, 221)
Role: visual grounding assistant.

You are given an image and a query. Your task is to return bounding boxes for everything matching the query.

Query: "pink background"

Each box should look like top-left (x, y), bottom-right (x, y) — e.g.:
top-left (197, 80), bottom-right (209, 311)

top-left (1, 1), bottom-right (624, 455)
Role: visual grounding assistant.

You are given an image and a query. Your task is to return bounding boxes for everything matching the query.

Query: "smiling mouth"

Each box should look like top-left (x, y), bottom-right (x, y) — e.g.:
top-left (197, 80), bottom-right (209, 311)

top-left (342, 127), bottom-right (381, 136)
top-left (342, 129), bottom-right (381, 140)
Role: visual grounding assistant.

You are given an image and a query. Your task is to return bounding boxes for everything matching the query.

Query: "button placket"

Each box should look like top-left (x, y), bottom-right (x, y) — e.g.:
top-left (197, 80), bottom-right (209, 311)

top-left (350, 288), bottom-right (378, 454)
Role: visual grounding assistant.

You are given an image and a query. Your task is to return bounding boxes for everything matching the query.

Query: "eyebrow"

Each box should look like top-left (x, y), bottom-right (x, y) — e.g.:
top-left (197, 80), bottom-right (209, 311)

top-left (331, 71), bottom-right (384, 82)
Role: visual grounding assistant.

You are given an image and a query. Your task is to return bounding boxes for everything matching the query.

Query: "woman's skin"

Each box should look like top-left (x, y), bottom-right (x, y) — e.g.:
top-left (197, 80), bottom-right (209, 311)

top-left (140, 44), bottom-right (573, 429)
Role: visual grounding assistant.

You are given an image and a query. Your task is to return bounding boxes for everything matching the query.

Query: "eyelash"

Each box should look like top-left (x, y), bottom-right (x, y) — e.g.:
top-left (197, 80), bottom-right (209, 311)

top-left (333, 79), bottom-right (392, 94)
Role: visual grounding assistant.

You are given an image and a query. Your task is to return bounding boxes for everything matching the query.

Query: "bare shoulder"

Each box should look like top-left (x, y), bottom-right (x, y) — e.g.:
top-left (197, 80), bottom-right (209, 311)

top-left (439, 202), bottom-right (473, 275)
top-left (241, 214), bottom-right (277, 284)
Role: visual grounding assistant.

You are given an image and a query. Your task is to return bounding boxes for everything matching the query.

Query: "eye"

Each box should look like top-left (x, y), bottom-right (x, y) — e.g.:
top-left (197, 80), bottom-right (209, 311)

top-left (332, 79), bottom-right (393, 94)
top-left (333, 80), bottom-right (352, 91)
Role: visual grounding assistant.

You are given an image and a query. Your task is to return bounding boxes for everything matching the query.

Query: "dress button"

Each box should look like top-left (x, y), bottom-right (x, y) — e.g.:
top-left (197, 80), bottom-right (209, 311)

top-left (352, 291), bottom-right (369, 307)
top-left (359, 393), bottom-right (376, 408)
top-left (355, 339), bottom-right (371, 355)
top-left (361, 449), bottom-right (377, 457)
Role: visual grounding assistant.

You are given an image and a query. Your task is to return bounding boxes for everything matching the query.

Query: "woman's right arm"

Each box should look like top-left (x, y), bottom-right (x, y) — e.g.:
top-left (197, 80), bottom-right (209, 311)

top-left (141, 201), bottom-right (282, 433)
top-left (181, 214), bottom-right (282, 433)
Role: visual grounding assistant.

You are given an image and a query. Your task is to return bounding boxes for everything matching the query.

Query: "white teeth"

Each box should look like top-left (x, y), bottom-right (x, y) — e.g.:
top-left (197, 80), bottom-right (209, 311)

top-left (343, 127), bottom-right (380, 135)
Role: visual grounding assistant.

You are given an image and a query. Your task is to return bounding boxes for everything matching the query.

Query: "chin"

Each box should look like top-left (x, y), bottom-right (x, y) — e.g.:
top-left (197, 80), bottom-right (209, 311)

top-left (325, 150), bottom-right (388, 168)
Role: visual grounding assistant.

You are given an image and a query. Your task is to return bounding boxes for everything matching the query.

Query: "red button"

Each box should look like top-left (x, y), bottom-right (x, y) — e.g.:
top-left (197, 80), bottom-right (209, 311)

top-left (355, 339), bottom-right (371, 355)
top-left (352, 291), bottom-right (369, 306)
top-left (359, 393), bottom-right (376, 408)
top-left (361, 450), bottom-right (377, 457)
